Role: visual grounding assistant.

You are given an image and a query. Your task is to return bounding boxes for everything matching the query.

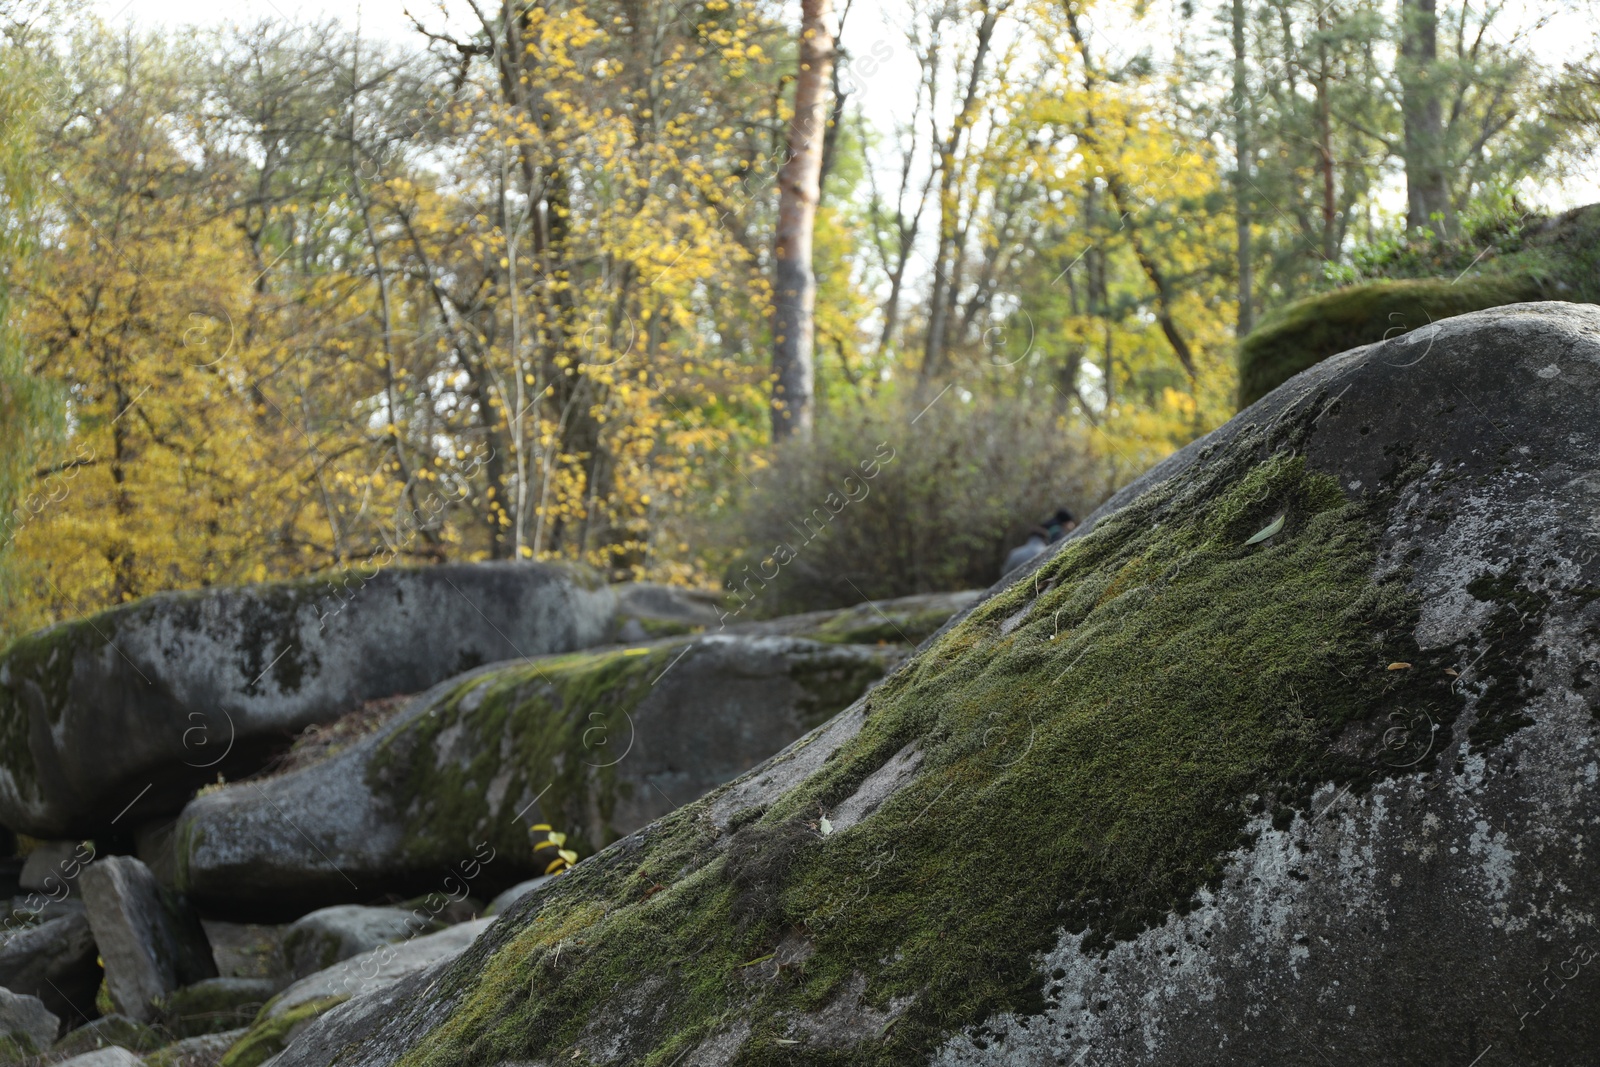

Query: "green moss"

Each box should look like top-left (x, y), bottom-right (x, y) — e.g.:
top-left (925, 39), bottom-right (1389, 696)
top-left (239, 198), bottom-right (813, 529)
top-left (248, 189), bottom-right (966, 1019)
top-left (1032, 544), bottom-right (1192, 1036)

top-left (217, 996), bottom-right (349, 1067)
top-left (1237, 275), bottom-right (1541, 408)
top-left (367, 642), bottom-right (690, 864)
top-left (0, 1031), bottom-right (38, 1063)
top-left (387, 447), bottom-right (1459, 1067)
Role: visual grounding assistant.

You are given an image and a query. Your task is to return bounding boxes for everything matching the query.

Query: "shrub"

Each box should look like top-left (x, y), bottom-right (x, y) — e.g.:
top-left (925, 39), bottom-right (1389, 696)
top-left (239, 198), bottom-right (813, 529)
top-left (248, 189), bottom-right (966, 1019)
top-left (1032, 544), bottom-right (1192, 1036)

top-left (711, 394), bottom-right (1100, 618)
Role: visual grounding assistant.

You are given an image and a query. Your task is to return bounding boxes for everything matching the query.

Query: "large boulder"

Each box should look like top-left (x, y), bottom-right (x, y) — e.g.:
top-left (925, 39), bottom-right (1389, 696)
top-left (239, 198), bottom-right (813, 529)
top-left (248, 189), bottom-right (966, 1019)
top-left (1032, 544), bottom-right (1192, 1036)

top-left (0, 908), bottom-right (102, 1024)
top-left (268, 303), bottom-right (1600, 1066)
top-left (0, 562), bottom-right (617, 839)
top-left (172, 634), bottom-right (898, 918)
top-left (81, 856), bottom-right (217, 1023)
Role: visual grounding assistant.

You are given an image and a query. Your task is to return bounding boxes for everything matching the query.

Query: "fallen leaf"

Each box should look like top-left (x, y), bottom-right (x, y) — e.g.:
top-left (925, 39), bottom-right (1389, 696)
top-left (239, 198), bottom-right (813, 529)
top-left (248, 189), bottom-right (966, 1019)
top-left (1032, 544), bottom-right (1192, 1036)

top-left (1244, 514), bottom-right (1286, 545)
top-left (1387, 662), bottom-right (1413, 671)
top-left (1445, 668), bottom-right (1459, 677)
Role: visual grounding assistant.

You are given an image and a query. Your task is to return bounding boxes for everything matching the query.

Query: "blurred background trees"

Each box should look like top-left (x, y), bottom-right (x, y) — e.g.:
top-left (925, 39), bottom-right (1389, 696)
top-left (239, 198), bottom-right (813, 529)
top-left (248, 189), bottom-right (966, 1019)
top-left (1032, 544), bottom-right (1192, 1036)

top-left (0, 0), bottom-right (1595, 635)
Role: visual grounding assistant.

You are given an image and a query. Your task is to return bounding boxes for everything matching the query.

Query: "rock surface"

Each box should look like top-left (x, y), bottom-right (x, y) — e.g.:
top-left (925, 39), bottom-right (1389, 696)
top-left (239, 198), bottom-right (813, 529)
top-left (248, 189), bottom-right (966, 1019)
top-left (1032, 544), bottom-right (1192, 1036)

top-left (264, 303), bottom-right (1600, 1067)
top-left (0, 985), bottom-right (58, 1056)
top-left (81, 856), bottom-right (216, 1022)
top-left (172, 635), bottom-right (897, 916)
top-left (0, 908), bottom-right (102, 1023)
top-left (48, 1013), bottom-right (164, 1058)
top-left (267, 918), bottom-right (492, 1021)
top-left (279, 907), bottom-right (429, 981)
top-left (54, 1048), bottom-right (145, 1067)
top-left (0, 562), bottom-right (617, 838)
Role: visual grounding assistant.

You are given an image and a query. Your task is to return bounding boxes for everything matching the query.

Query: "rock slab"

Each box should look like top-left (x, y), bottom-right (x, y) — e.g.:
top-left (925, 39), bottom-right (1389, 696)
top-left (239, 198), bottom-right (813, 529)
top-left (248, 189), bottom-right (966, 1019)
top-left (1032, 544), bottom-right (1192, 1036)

top-left (81, 856), bottom-right (216, 1022)
top-left (173, 634), bottom-right (897, 916)
top-left (0, 562), bottom-right (617, 838)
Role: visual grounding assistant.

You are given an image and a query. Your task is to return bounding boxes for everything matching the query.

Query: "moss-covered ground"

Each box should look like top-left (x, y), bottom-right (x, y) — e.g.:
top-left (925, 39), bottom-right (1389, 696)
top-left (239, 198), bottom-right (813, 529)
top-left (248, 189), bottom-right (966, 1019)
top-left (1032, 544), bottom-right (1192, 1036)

top-left (1236, 202), bottom-right (1600, 407)
top-left (383, 447), bottom-right (1460, 1067)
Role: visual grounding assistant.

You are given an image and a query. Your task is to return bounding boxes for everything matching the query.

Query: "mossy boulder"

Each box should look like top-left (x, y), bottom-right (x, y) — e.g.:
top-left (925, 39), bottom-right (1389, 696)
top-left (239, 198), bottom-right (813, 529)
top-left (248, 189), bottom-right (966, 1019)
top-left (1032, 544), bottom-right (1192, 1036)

top-left (172, 635), bottom-right (899, 918)
top-left (1237, 202), bottom-right (1600, 407)
top-left (49, 1013), bottom-right (166, 1058)
top-left (157, 978), bottom-right (278, 1039)
top-left (0, 563), bottom-right (618, 839)
top-left (268, 303), bottom-right (1600, 1067)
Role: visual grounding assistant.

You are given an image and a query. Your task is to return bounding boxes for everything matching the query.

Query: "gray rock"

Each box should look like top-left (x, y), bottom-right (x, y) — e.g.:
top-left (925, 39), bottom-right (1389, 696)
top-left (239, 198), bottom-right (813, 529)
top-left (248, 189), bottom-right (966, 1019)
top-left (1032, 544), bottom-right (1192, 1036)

top-left (49, 1013), bottom-right (165, 1058)
top-left (81, 856), bottom-right (216, 1022)
top-left (146, 1027), bottom-right (250, 1067)
top-left (18, 840), bottom-right (85, 893)
top-left (256, 303), bottom-right (1600, 1067)
top-left (172, 634), bottom-right (897, 916)
top-left (613, 582), bottom-right (726, 638)
top-left (52, 1048), bottom-right (145, 1067)
top-left (0, 985), bottom-right (58, 1055)
top-left (0, 562), bottom-right (618, 839)
top-left (279, 907), bottom-right (428, 981)
top-left (265, 918), bottom-right (493, 1021)
top-left (200, 919), bottom-right (287, 984)
top-left (0, 908), bottom-right (102, 1023)
top-left (482, 877), bottom-right (554, 917)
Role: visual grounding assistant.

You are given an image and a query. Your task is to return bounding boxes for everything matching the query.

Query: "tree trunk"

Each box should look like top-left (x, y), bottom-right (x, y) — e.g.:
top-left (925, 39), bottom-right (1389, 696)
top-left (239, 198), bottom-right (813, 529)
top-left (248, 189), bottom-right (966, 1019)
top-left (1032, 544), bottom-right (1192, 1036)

top-left (772, 0), bottom-right (836, 443)
top-left (1316, 6), bottom-right (1337, 262)
top-left (1399, 0), bottom-right (1449, 234)
top-left (1231, 0), bottom-right (1253, 337)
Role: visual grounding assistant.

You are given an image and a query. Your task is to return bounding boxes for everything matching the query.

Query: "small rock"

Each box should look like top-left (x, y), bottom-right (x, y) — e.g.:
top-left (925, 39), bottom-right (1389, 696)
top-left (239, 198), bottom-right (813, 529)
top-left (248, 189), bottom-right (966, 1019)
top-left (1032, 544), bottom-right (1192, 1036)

top-left (81, 856), bottom-right (216, 1022)
top-left (18, 840), bottom-right (85, 893)
top-left (0, 908), bottom-right (102, 1024)
top-left (199, 920), bottom-right (286, 985)
top-left (52, 1048), bottom-right (146, 1067)
top-left (49, 1013), bottom-right (164, 1058)
top-left (279, 906), bottom-right (429, 981)
top-left (484, 877), bottom-right (555, 917)
top-left (0, 985), bottom-right (59, 1056)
